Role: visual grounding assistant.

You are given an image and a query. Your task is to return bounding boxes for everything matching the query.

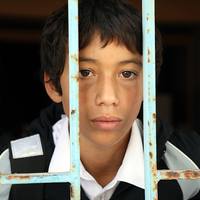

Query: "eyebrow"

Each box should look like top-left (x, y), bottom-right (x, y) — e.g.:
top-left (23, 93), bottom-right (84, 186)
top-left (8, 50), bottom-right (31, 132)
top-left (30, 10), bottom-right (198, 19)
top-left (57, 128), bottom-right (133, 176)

top-left (79, 57), bottom-right (98, 64)
top-left (79, 57), bottom-right (142, 67)
top-left (117, 59), bottom-right (142, 67)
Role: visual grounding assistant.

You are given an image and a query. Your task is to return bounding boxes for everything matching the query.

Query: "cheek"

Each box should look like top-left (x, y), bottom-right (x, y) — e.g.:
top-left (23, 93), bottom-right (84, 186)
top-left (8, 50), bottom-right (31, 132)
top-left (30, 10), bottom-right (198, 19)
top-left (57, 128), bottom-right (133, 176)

top-left (126, 86), bottom-right (143, 111)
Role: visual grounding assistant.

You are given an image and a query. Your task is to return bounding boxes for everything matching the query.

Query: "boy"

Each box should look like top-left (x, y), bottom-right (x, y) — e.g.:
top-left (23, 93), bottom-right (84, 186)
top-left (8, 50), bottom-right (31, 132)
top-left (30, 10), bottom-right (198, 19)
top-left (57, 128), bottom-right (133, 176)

top-left (1, 0), bottom-right (200, 199)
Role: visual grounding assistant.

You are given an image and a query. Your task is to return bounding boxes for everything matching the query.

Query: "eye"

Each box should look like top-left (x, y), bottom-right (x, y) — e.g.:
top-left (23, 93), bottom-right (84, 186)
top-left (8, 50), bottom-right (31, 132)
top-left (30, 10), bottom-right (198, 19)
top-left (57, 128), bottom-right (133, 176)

top-left (120, 71), bottom-right (135, 78)
top-left (79, 70), bottom-right (93, 77)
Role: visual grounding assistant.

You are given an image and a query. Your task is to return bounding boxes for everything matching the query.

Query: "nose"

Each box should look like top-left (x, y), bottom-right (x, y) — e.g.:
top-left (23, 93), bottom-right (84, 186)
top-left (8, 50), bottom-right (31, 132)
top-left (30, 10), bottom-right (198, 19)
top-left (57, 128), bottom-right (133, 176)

top-left (95, 75), bottom-right (119, 106)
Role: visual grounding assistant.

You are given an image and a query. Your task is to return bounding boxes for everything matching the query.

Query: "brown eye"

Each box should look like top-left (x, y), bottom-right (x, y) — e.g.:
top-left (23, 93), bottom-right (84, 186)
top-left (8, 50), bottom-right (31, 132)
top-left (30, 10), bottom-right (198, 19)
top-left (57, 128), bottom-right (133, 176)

top-left (121, 71), bottom-right (134, 78)
top-left (79, 70), bottom-right (91, 77)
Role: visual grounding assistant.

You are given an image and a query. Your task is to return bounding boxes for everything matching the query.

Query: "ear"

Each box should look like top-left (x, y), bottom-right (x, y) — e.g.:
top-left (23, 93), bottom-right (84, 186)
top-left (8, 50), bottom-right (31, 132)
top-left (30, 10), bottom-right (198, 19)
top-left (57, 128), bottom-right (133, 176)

top-left (44, 72), bottom-right (62, 103)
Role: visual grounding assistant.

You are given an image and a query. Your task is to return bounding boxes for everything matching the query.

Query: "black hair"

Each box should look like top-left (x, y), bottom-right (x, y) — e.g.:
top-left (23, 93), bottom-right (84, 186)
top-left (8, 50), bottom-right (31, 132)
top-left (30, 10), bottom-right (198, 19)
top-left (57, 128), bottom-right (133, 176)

top-left (40, 0), bottom-right (163, 95)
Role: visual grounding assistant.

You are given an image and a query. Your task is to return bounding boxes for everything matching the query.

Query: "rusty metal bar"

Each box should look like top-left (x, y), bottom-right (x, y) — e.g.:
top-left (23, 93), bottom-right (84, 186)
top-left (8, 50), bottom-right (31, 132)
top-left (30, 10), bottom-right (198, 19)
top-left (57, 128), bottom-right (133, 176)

top-left (0, 0), bottom-right (80, 199)
top-left (1, 172), bottom-right (76, 185)
top-left (142, 0), bottom-right (200, 199)
top-left (0, 1), bottom-right (200, 200)
top-left (142, 0), bottom-right (157, 199)
top-left (68, 0), bottom-right (80, 198)
top-left (157, 169), bottom-right (200, 180)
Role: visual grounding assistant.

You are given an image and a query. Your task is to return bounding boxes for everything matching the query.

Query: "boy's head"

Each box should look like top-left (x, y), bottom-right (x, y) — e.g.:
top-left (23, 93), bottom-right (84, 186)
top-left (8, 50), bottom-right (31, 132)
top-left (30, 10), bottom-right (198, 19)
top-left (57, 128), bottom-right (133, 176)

top-left (42, 0), bottom-right (163, 146)
top-left (41, 0), bottom-right (163, 95)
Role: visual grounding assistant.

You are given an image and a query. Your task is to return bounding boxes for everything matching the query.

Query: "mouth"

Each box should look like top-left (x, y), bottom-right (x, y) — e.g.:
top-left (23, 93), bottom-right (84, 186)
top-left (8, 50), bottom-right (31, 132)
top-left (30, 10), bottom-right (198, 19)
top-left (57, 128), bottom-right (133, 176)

top-left (91, 116), bottom-right (122, 130)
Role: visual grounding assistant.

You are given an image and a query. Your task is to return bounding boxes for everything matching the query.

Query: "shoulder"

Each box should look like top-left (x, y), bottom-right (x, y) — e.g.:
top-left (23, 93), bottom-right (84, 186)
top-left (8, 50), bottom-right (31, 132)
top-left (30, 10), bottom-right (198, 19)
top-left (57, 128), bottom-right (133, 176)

top-left (158, 118), bottom-right (200, 200)
top-left (157, 116), bottom-right (200, 167)
top-left (169, 129), bottom-right (200, 168)
top-left (0, 148), bottom-right (12, 200)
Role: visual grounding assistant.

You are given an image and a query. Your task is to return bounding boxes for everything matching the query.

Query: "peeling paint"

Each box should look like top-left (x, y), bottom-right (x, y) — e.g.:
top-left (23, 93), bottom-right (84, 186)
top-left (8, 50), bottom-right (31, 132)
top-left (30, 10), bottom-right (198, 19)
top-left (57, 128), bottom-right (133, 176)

top-left (184, 170), bottom-right (200, 179)
top-left (6, 176), bottom-right (31, 181)
top-left (149, 151), bottom-right (153, 159)
top-left (71, 54), bottom-right (79, 63)
top-left (70, 184), bottom-right (75, 199)
top-left (71, 109), bottom-right (76, 115)
top-left (165, 172), bottom-right (180, 179)
top-left (148, 48), bottom-right (151, 55)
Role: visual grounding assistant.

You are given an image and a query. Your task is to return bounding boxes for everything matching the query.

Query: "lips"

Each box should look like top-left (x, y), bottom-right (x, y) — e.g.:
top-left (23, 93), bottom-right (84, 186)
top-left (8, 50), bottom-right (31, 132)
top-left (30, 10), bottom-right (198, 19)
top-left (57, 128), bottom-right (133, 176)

top-left (91, 116), bottom-right (122, 130)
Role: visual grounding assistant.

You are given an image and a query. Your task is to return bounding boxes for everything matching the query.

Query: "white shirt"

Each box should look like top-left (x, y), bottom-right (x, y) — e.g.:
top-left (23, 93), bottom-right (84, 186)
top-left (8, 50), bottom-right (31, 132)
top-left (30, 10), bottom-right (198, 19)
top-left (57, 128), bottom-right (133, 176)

top-left (49, 115), bottom-right (144, 200)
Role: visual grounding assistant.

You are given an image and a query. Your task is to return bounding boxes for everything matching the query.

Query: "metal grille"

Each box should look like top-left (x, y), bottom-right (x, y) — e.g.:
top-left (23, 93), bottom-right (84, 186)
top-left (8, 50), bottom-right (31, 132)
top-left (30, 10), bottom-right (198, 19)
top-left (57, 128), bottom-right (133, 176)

top-left (0, 0), bottom-right (200, 199)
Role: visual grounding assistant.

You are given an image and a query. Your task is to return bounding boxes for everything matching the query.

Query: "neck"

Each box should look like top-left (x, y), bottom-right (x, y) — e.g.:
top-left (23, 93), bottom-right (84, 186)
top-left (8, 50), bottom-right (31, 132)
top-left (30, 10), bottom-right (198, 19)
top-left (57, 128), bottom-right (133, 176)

top-left (80, 130), bottom-right (131, 187)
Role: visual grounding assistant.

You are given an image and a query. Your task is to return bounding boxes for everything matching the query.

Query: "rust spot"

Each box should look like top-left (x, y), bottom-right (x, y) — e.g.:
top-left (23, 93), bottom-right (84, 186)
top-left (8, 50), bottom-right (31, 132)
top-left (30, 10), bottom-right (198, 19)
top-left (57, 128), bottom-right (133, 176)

top-left (6, 176), bottom-right (30, 181)
top-left (153, 180), bottom-right (157, 192)
top-left (153, 114), bottom-right (156, 124)
top-left (147, 29), bottom-right (150, 34)
top-left (71, 74), bottom-right (79, 83)
top-left (153, 97), bottom-right (156, 101)
top-left (151, 164), bottom-right (156, 173)
top-left (148, 48), bottom-right (151, 55)
top-left (71, 54), bottom-right (78, 63)
top-left (149, 151), bottom-right (153, 159)
top-left (165, 172), bottom-right (180, 179)
top-left (148, 82), bottom-right (150, 85)
top-left (149, 141), bottom-right (153, 146)
top-left (75, 16), bottom-right (78, 20)
top-left (184, 170), bottom-right (200, 179)
top-left (194, 172), bottom-right (198, 177)
top-left (148, 121), bottom-right (150, 127)
top-left (148, 74), bottom-right (151, 78)
top-left (72, 142), bottom-right (74, 145)
top-left (70, 184), bottom-right (75, 199)
top-left (73, 165), bottom-right (76, 169)
top-left (148, 91), bottom-right (150, 96)
top-left (147, 13), bottom-right (149, 21)
top-left (148, 98), bottom-right (150, 102)
top-left (71, 109), bottom-right (76, 115)
top-left (148, 57), bottom-right (151, 63)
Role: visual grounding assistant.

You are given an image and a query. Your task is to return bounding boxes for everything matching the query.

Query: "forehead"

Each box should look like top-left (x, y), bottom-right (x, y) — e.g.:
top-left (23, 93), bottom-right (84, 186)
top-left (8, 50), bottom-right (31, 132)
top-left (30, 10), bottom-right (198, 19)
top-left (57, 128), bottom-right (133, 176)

top-left (79, 36), bottom-right (142, 67)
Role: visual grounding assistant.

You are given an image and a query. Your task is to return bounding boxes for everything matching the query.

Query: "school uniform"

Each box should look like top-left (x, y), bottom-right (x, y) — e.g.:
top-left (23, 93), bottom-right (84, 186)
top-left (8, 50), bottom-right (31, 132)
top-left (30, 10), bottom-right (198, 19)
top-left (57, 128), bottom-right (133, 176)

top-left (1, 104), bottom-right (200, 200)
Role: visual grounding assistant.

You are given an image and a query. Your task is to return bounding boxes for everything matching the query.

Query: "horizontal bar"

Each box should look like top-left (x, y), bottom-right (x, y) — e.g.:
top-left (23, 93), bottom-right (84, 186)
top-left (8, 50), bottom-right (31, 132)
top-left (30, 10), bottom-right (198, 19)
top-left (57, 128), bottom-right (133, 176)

top-left (0, 172), bottom-right (79, 185)
top-left (157, 169), bottom-right (200, 181)
top-left (1, 168), bottom-right (199, 187)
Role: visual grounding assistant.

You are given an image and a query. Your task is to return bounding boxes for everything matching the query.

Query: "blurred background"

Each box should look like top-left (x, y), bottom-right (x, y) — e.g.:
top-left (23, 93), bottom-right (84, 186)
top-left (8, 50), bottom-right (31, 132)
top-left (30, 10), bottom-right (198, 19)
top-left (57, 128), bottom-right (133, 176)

top-left (1, 0), bottom-right (200, 147)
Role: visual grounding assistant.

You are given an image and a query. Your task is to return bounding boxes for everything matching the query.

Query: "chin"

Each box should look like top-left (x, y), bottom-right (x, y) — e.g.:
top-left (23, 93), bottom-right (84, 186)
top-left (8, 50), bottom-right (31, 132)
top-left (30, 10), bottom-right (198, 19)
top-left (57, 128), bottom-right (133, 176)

top-left (80, 132), bottom-right (126, 147)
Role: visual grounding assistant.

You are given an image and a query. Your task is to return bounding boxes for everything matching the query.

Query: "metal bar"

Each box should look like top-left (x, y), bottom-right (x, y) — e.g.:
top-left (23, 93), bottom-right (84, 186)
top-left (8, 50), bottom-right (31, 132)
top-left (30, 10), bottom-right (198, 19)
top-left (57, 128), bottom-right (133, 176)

top-left (0, 0), bottom-right (80, 199)
top-left (157, 169), bottom-right (200, 181)
top-left (1, 172), bottom-right (76, 185)
top-left (142, 0), bottom-right (157, 199)
top-left (1, 1), bottom-right (200, 200)
top-left (68, 0), bottom-right (80, 199)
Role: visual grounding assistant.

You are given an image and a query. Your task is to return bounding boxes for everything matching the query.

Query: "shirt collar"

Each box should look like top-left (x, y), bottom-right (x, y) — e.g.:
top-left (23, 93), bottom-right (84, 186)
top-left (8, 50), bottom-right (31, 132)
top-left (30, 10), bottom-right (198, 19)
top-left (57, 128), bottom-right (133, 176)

top-left (48, 115), bottom-right (144, 190)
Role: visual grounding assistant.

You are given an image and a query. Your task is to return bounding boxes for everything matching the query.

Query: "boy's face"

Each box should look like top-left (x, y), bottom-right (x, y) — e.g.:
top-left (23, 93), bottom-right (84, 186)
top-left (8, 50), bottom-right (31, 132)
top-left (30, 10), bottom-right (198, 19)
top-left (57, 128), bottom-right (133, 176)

top-left (60, 36), bottom-right (143, 146)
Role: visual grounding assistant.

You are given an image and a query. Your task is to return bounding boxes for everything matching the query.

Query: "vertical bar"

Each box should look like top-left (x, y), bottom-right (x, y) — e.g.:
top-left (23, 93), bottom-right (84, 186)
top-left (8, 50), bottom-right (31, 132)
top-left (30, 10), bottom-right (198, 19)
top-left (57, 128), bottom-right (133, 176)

top-left (142, 0), bottom-right (157, 200)
top-left (68, 0), bottom-right (80, 199)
